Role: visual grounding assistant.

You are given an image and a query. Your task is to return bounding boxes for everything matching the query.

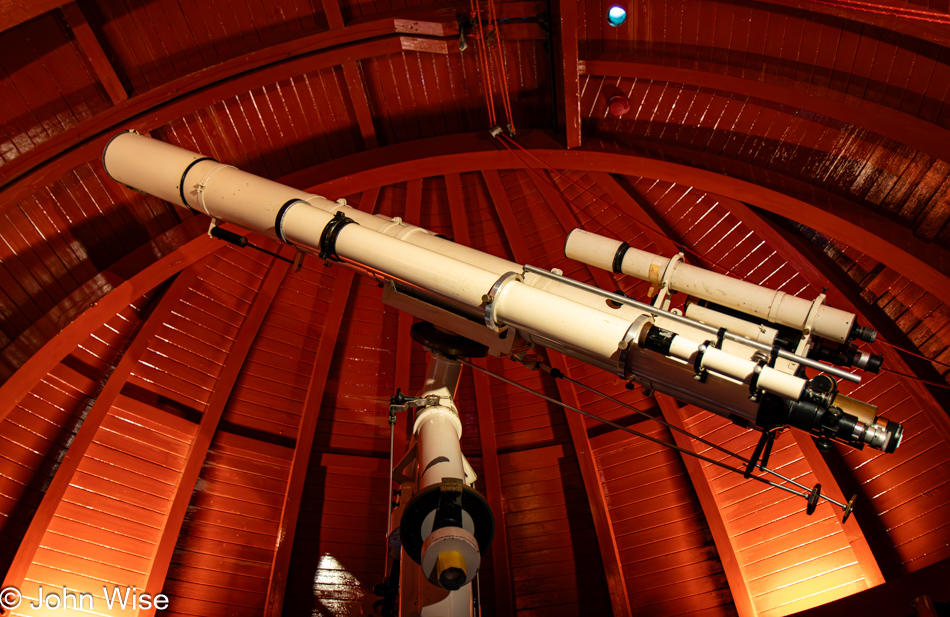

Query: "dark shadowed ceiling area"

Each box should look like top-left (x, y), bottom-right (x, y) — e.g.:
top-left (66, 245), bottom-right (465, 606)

top-left (0, 0), bottom-right (949, 616)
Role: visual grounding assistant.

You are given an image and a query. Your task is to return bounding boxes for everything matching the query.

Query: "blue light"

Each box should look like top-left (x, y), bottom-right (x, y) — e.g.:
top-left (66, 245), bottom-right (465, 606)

top-left (607, 6), bottom-right (627, 26)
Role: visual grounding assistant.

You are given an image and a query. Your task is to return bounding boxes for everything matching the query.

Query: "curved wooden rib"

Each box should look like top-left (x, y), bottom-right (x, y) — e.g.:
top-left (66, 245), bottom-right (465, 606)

top-left (0, 215), bottom-right (206, 383)
top-left (0, 10), bottom-right (460, 210)
top-left (752, 0), bottom-right (950, 47)
top-left (655, 394), bottom-right (756, 617)
top-left (0, 228), bottom-right (219, 428)
top-left (299, 133), bottom-right (950, 307)
top-left (557, 0), bottom-right (581, 149)
top-left (447, 172), bottom-right (514, 616)
top-left (721, 199), bottom-right (950, 449)
top-left (580, 57), bottom-right (950, 167)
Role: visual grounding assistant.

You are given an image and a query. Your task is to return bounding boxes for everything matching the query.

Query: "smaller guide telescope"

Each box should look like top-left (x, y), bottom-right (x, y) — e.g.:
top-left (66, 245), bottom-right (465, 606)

top-left (564, 230), bottom-right (901, 454)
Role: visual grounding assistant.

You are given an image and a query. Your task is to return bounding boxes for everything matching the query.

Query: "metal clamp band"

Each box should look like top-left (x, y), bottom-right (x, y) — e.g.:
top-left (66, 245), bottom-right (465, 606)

top-left (618, 315), bottom-right (652, 378)
top-left (194, 163), bottom-right (235, 216)
top-left (319, 210), bottom-right (357, 261)
top-left (611, 242), bottom-right (631, 273)
top-left (482, 271), bottom-right (523, 332)
top-left (275, 198), bottom-right (308, 243)
top-left (749, 360), bottom-right (767, 401)
top-left (178, 157), bottom-right (216, 209)
top-left (715, 327), bottom-right (727, 349)
top-left (694, 342), bottom-right (710, 383)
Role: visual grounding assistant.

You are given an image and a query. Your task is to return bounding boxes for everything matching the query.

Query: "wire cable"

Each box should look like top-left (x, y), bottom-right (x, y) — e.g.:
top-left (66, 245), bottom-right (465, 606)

top-left (458, 358), bottom-right (849, 512)
top-left (470, 0), bottom-right (498, 127)
top-left (880, 367), bottom-right (950, 390)
top-left (873, 338), bottom-right (950, 370)
top-left (532, 361), bottom-right (846, 508)
top-left (487, 0), bottom-right (515, 131)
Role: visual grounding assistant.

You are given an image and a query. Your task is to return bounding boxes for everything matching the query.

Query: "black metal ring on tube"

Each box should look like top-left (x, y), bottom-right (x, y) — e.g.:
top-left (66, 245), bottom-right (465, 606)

top-left (611, 241), bottom-right (631, 273)
top-left (274, 198), bottom-right (308, 243)
top-left (318, 211), bottom-right (358, 261)
top-left (178, 157), bottom-right (216, 210)
top-left (101, 131), bottom-right (131, 183)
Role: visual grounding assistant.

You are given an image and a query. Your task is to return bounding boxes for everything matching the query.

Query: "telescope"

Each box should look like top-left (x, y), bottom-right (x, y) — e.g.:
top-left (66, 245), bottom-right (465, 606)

top-left (103, 131), bottom-right (902, 615)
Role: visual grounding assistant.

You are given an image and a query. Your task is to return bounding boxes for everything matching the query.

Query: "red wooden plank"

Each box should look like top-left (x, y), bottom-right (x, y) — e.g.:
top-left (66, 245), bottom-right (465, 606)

top-left (0, 267), bottom-right (202, 590)
top-left (735, 204), bottom-right (950, 448)
top-left (583, 57), bottom-right (950, 171)
top-left (791, 431), bottom-right (885, 587)
top-left (558, 0), bottom-right (581, 148)
top-left (144, 253), bottom-right (290, 597)
top-left (592, 171), bottom-right (683, 257)
top-left (471, 366), bottom-right (514, 617)
top-left (0, 15), bottom-right (456, 209)
top-left (0, 230), bottom-right (219, 430)
top-left (60, 2), bottom-right (128, 104)
top-left (302, 136), bottom-right (950, 307)
top-left (263, 270), bottom-right (355, 616)
top-left (656, 394), bottom-right (754, 617)
top-left (548, 356), bottom-right (632, 617)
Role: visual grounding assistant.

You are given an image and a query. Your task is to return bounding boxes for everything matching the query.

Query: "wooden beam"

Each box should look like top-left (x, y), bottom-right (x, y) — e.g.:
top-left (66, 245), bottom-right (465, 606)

top-left (581, 57), bottom-right (950, 167)
top-left (448, 171), bottom-right (514, 616)
top-left (0, 0), bottom-right (68, 32)
top-left (388, 178), bottom-right (423, 458)
top-left (1, 267), bottom-right (202, 591)
top-left (755, 0), bottom-right (950, 48)
top-left (0, 223), bottom-right (217, 428)
top-left (590, 171), bottom-right (684, 257)
top-left (655, 393), bottom-right (757, 617)
top-left (471, 367), bottom-right (515, 617)
top-left (445, 173), bottom-right (467, 244)
top-left (342, 63), bottom-right (379, 149)
top-left (480, 170), bottom-right (630, 615)
top-left (322, 0), bottom-right (378, 149)
top-left (61, 2), bottom-right (128, 104)
top-left (791, 431), bottom-right (885, 588)
top-left (0, 214), bottom-right (207, 382)
top-left (793, 557), bottom-right (950, 617)
top-left (547, 355), bottom-right (633, 617)
top-left (480, 170), bottom-right (525, 257)
top-left (557, 0), bottom-right (581, 148)
top-left (142, 253), bottom-right (291, 608)
top-left (522, 168), bottom-right (616, 291)
top-left (263, 269), bottom-right (356, 617)
top-left (0, 12), bottom-right (459, 205)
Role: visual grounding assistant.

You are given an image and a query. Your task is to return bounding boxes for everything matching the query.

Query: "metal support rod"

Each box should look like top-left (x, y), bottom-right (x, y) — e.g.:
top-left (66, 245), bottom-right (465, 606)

top-left (461, 358), bottom-right (856, 516)
top-left (524, 265), bottom-right (861, 384)
top-left (544, 363), bottom-right (848, 509)
top-left (459, 360), bottom-right (821, 504)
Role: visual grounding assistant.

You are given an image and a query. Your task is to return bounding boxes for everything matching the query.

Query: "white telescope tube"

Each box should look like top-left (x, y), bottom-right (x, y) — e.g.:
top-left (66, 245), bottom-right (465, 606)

top-left (565, 229), bottom-right (857, 343)
top-left (414, 355), bottom-right (466, 489)
top-left (104, 131), bottom-right (520, 276)
top-left (666, 334), bottom-right (806, 401)
top-left (103, 132), bottom-right (642, 371)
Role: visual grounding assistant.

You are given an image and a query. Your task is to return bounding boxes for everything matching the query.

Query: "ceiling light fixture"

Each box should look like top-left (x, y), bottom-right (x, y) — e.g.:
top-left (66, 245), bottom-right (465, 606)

top-left (607, 5), bottom-right (627, 26)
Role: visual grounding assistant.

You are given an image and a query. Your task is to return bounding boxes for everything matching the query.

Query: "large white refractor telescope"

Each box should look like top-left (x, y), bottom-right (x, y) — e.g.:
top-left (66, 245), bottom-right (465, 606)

top-left (103, 131), bottom-right (902, 615)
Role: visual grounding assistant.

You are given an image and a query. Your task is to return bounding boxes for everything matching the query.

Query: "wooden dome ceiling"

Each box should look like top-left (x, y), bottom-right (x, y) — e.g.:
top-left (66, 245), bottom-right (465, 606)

top-left (1, 0), bottom-right (949, 616)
